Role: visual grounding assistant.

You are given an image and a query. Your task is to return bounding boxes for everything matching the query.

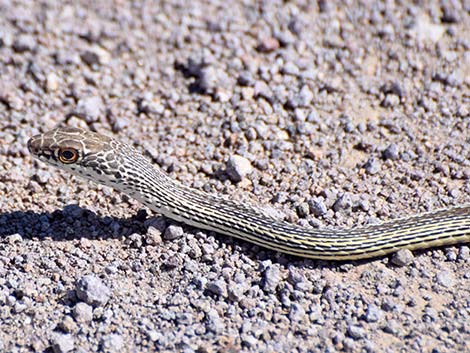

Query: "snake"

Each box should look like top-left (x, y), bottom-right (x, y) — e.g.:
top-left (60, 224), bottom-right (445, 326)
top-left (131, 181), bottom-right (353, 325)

top-left (27, 127), bottom-right (470, 260)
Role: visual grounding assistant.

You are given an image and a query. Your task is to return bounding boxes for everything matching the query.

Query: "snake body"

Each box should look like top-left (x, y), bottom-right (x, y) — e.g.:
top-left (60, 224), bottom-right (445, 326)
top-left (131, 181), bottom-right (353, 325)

top-left (28, 127), bottom-right (470, 260)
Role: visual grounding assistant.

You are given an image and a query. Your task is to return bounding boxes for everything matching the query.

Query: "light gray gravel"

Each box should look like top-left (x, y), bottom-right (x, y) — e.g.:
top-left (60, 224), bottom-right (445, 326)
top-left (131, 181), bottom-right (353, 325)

top-left (1, 0), bottom-right (469, 352)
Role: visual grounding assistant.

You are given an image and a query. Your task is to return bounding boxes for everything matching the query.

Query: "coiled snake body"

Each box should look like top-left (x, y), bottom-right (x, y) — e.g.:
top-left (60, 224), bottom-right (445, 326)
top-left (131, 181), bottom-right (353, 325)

top-left (28, 127), bottom-right (470, 260)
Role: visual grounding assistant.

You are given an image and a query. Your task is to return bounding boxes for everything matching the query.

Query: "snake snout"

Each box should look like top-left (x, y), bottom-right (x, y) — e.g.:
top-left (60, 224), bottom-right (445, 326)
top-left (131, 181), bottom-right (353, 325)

top-left (27, 135), bottom-right (45, 157)
top-left (27, 136), bottom-right (38, 154)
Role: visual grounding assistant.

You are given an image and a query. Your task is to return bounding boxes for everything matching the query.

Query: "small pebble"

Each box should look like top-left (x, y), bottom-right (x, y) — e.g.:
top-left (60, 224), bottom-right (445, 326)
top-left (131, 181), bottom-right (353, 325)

top-left (413, 15), bottom-right (445, 43)
top-left (100, 334), bottom-right (124, 353)
top-left (237, 71), bottom-right (255, 86)
top-left (75, 96), bottom-right (105, 123)
top-left (382, 143), bottom-right (400, 160)
top-left (364, 158), bottom-right (381, 175)
top-left (46, 73), bottom-right (60, 92)
top-left (333, 194), bottom-right (352, 212)
top-left (308, 198), bottom-right (327, 217)
top-left (257, 37), bottom-right (280, 52)
top-left (6, 233), bottom-right (22, 244)
top-left (365, 304), bottom-right (384, 323)
top-left (296, 202), bottom-right (310, 218)
top-left (206, 279), bottom-right (228, 297)
top-left (205, 309), bottom-right (224, 334)
top-left (262, 265), bottom-right (282, 293)
top-left (289, 303), bottom-right (306, 322)
top-left (58, 316), bottom-right (78, 334)
top-left (381, 94), bottom-right (400, 108)
top-left (127, 233), bottom-right (143, 248)
top-left (12, 34), bottom-right (36, 52)
top-left (80, 45), bottom-right (111, 66)
top-left (458, 246), bottom-right (469, 260)
top-left (75, 275), bottom-right (111, 307)
top-left (226, 155), bottom-right (253, 182)
top-left (435, 271), bottom-right (454, 288)
top-left (163, 225), bottom-right (184, 240)
top-left (282, 62), bottom-right (299, 76)
top-left (347, 325), bottom-right (366, 340)
top-left (73, 302), bottom-right (93, 323)
top-left (391, 249), bottom-right (414, 266)
top-left (50, 333), bottom-right (74, 353)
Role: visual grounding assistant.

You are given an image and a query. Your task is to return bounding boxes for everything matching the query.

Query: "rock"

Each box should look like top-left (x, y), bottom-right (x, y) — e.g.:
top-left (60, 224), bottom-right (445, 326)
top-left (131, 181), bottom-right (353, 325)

top-left (57, 316), bottom-right (78, 334)
top-left (435, 271), bottom-right (454, 288)
top-left (308, 198), bottom-right (327, 217)
top-left (206, 279), bottom-right (228, 297)
top-left (391, 249), bottom-right (414, 267)
top-left (75, 96), bottom-right (105, 123)
top-left (458, 246), bottom-right (469, 260)
top-left (364, 158), bottom-right (381, 175)
top-left (46, 73), bottom-right (60, 92)
top-left (12, 34), bottom-right (36, 52)
top-left (382, 143), bottom-right (400, 160)
top-left (146, 330), bottom-right (160, 342)
top-left (137, 92), bottom-right (165, 115)
top-left (226, 155), bottom-right (253, 182)
top-left (163, 225), bottom-right (184, 240)
top-left (6, 233), bottom-right (22, 244)
top-left (347, 325), bottom-right (366, 339)
top-left (256, 37), bottom-right (280, 52)
top-left (163, 256), bottom-right (181, 269)
top-left (201, 243), bottom-right (215, 255)
top-left (343, 338), bottom-right (356, 351)
top-left (241, 334), bottom-right (258, 348)
top-left (196, 66), bottom-right (218, 93)
top-left (412, 15), bottom-right (445, 43)
top-left (50, 333), bottom-right (74, 353)
top-left (227, 282), bottom-right (246, 302)
top-left (333, 194), bottom-right (352, 212)
top-left (298, 85), bottom-right (314, 107)
top-left (75, 274), bottom-right (111, 307)
top-left (205, 308), bottom-right (224, 334)
top-left (254, 81), bottom-right (274, 102)
top-left (237, 71), bottom-right (255, 86)
top-left (80, 45), bottom-right (111, 66)
top-left (73, 302), bottom-right (93, 323)
top-left (100, 334), bottom-right (124, 353)
top-left (457, 105), bottom-right (469, 118)
top-left (381, 94), bottom-right (400, 108)
top-left (289, 303), bottom-right (306, 322)
top-left (424, 307), bottom-right (438, 322)
top-left (262, 265), bottom-right (282, 293)
top-left (365, 304), bottom-right (383, 323)
top-left (126, 233), bottom-right (143, 248)
top-left (282, 62), bottom-right (299, 76)
top-left (296, 202), bottom-right (310, 218)
top-left (383, 320), bottom-right (401, 334)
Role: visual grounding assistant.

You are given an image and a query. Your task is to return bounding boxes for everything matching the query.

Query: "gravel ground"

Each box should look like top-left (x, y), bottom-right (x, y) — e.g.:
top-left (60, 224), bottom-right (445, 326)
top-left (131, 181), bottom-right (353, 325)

top-left (1, 0), bottom-right (470, 352)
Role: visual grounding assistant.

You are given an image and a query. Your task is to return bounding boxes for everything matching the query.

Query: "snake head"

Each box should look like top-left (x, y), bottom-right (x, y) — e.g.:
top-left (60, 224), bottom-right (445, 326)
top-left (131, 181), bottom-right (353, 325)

top-left (29, 126), bottom-right (163, 197)
top-left (28, 127), bottom-right (117, 181)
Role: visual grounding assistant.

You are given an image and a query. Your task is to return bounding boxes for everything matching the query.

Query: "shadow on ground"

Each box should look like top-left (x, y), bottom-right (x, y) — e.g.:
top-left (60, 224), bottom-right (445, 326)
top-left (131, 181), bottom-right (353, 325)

top-left (0, 204), bottom-right (149, 241)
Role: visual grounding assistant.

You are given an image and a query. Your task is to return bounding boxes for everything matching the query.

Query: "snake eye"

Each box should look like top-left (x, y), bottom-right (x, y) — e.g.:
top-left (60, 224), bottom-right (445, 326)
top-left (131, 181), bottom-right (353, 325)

top-left (58, 148), bottom-right (79, 164)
